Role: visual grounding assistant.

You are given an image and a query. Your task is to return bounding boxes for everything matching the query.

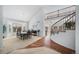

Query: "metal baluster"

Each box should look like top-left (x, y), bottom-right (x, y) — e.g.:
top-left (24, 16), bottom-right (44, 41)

top-left (58, 10), bottom-right (59, 17)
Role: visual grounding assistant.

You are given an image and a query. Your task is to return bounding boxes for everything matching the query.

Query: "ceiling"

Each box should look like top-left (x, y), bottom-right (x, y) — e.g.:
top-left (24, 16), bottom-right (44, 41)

top-left (41, 5), bottom-right (70, 14)
top-left (3, 5), bottom-right (41, 22)
top-left (3, 5), bottom-right (70, 22)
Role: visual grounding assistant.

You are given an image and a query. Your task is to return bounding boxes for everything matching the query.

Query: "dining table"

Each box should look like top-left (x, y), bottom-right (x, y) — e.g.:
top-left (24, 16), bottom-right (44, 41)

top-left (20, 32), bottom-right (28, 40)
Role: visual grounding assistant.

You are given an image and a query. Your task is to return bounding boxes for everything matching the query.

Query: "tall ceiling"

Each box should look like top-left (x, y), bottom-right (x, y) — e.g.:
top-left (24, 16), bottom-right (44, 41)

top-left (3, 5), bottom-right (70, 22)
top-left (42, 5), bottom-right (70, 14)
top-left (3, 5), bottom-right (41, 22)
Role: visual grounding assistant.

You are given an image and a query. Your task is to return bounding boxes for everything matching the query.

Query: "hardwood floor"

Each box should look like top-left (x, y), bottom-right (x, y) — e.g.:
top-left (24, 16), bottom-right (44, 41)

top-left (19, 37), bottom-right (75, 54)
top-left (25, 38), bottom-right (44, 48)
top-left (50, 39), bottom-right (75, 54)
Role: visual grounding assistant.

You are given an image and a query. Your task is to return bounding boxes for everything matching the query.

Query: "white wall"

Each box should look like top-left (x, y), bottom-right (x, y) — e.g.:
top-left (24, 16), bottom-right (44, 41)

top-left (0, 6), bottom-right (3, 48)
top-left (3, 18), bottom-right (27, 38)
top-left (51, 30), bottom-right (75, 50)
top-left (76, 6), bottom-right (79, 53)
top-left (29, 9), bottom-right (45, 37)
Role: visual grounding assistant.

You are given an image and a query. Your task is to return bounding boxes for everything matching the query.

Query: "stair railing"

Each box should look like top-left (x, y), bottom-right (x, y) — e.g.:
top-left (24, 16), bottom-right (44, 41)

top-left (50, 11), bottom-right (76, 34)
top-left (45, 5), bottom-right (75, 20)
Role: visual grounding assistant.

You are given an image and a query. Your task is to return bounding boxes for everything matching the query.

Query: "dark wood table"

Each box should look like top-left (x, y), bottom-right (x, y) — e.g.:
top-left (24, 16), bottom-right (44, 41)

top-left (20, 32), bottom-right (28, 40)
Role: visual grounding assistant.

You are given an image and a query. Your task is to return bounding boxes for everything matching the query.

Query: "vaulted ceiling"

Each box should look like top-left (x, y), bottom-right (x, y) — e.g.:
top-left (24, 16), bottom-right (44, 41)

top-left (3, 5), bottom-right (70, 22)
top-left (3, 5), bottom-right (41, 22)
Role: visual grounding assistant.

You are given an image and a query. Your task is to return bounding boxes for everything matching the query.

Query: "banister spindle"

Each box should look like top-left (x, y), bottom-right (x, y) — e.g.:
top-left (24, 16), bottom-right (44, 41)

top-left (58, 10), bottom-right (59, 17)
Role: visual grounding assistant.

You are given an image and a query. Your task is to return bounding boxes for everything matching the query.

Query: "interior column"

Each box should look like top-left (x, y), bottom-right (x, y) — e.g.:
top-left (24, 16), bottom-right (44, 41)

top-left (0, 6), bottom-right (3, 48)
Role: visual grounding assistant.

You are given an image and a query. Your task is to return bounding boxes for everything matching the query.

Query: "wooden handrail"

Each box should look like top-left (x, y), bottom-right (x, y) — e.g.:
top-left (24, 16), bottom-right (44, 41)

top-left (45, 10), bottom-right (76, 20)
top-left (64, 13), bottom-right (76, 23)
top-left (51, 12), bottom-right (76, 27)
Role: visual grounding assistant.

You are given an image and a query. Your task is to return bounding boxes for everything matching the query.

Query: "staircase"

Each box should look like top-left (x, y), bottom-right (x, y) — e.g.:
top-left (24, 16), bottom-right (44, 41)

top-left (51, 11), bottom-right (76, 34)
top-left (50, 12), bottom-right (76, 53)
top-left (45, 6), bottom-right (76, 35)
top-left (44, 6), bottom-right (76, 53)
